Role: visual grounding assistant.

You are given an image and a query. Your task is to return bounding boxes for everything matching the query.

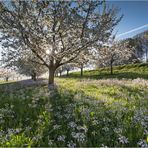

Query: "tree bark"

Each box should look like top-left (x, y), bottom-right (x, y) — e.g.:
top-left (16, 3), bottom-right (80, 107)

top-left (59, 72), bottom-right (62, 77)
top-left (48, 68), bottom-right (55, 86)
top-left (80, 67), bottom-right (83, 77)
top-left (67, 70), bottom-right (69, 76)
top-left (31, 73), bottom-right (37, 81)
top-left (5, 77), bottom-right (9, 82)
top-left (110, 60), bottom-right (113, 75)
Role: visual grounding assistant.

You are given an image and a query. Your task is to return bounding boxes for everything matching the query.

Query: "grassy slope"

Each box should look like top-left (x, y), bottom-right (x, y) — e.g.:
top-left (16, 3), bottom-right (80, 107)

top-left (0, 63), bottom-right (148, 147)
top-left (69, 63), bottom-right (148, 79)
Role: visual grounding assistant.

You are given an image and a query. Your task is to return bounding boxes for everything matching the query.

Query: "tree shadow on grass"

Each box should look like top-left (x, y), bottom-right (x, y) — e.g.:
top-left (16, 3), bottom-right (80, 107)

top-left (40, 86), bottom-right (141, 147)
top-left (41, 88), bottom-right (119, 147)
top-left (0, 78), bottom-right (47, 93)
top-left (0, 79), bottom-right (144, 147)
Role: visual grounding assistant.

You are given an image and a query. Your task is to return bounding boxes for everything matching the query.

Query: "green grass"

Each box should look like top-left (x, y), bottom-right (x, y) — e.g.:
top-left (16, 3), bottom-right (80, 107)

top-left (0, 63), bottom-right (148, 147)
top-left (68, 63), bottom-right (148, 79)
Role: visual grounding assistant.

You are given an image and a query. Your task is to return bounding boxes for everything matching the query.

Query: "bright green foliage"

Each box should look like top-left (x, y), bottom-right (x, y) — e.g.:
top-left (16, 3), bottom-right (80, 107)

top-left (0, 64), bottom-right (147, 147)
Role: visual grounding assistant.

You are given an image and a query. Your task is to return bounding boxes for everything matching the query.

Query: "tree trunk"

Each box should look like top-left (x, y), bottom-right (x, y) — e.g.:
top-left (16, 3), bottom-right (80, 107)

top-left (5, 77), bottom-right (9, 82)
top-left (110, 61), bottom-right (113, 75)
top-left (67, 70), bottom-right (69, 76)
top-left (48, 68), bottom-right (56, 89)
top-left (31, 73), bottom-right (37, 81)
top-left (60, 72), bottom-right (61, 77)
top-left (80, 67), bottom-right (83, 77)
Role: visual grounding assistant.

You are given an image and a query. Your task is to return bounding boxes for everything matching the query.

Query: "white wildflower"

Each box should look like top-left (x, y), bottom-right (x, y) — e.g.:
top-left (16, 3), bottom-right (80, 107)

top-left (114, 128), bottom-right (122, 134)
top-left (76, 125), bottom-right (88, 133)
top-left (67, 141), bottom-right (76, 148)
top-left (102, 127), bottom-right (109, 132)
top-left (48, 139), bottom-right (54, 146)
top-left (15, 128), bottom-right (22, 134)
top-left (7, 128), bottom-right (15, 136)
top-left (118, 135), bottom-right (128, 144)
top-left (68, 122), bottom-right (77, 129)
top-left (71, 132), bottom-right (86, 143)
top-left (57, 135), bottom-right (66, 142)
top-left (32, 136), bottom-right (39, 142)
top-left (45, 104), bottom-right (53, 112)
top-left (10, 105), bottom-right (14, 108)
top-left (92, 119), bottom-right (99, 125)
top-left (101, 144), bottom-right (108, 148)
top-left (92, 131), bottom-right (97, 136)
top-left (53, 124), bottom-right (61, 130)
top-left (64, 113), bottom-right (71, 119)
top-left (138, 139), bottom-right (148, 148)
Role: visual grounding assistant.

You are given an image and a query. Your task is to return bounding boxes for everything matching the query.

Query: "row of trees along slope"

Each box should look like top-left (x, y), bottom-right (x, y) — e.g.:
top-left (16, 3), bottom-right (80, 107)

top-left (0, 1), bottom-right (122, 87)
top-left (95, 30), bottom-right (148, 75)
top-left (96, 37), bottom-right (134, 75)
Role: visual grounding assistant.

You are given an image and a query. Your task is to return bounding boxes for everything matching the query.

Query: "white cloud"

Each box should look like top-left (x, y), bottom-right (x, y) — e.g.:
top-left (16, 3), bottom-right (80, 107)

top-left (117, 24), bottom-right (148, 38)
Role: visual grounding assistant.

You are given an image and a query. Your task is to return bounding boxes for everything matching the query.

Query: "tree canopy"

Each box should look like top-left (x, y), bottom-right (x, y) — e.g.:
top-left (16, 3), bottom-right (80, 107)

top-left (0, 0), bottom-right (122, 86)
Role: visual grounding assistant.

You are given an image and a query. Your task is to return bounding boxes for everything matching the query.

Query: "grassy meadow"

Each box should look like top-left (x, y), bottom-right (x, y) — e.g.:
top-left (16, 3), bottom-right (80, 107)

top-left (0, 63), bottom-right (148, 147)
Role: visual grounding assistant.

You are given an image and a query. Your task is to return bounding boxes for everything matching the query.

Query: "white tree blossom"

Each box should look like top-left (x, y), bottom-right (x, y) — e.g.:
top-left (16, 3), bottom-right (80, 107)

top-left (0, 1), bottom-right (122, 86)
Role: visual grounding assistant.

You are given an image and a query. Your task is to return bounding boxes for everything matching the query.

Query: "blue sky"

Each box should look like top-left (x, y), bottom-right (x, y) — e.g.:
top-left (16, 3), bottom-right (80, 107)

top-left (108, 1), bottom-right (148, 40)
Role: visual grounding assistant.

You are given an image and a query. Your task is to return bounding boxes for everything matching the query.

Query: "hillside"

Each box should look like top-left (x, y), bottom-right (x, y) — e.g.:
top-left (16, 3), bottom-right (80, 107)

top-left (68, 63), bottom-right (148, 79)
top-left (0, 63), bottom-right (148, 147)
